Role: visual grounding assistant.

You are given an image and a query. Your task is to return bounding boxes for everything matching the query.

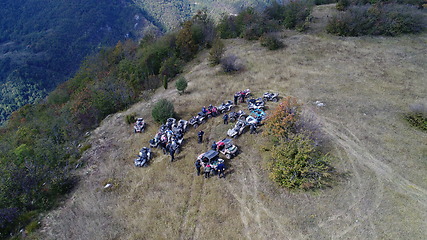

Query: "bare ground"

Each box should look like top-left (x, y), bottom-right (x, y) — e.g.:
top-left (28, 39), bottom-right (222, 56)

top-left (38, 5), bottom-right (427, 240)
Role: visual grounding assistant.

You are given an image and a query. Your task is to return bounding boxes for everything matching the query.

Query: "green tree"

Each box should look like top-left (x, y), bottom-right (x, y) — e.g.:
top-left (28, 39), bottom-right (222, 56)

top-left (175, 77), bottom-right (188, 94)
top-left (152, 99), bottom-right (175, 123)
top-left (208, 38), bottom-right (225, 66)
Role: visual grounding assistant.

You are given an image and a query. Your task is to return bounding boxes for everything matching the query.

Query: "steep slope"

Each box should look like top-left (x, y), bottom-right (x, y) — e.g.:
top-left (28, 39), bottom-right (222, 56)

top-left (39, 10), bottom-right (427, 240)
top-left (0, 0), bottom-right (160, 123)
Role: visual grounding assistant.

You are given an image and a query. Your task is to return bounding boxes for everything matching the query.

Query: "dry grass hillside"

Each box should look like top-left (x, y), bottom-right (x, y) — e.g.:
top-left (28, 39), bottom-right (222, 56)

top-left (38, 5), bottom-right (426, 240)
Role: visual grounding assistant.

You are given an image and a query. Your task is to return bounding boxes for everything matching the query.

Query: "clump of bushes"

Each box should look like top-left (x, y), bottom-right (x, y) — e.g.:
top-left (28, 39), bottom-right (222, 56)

top-left (336, 0), bottom-right (350, 11)
top-left (125, 113), bottom-right (137, 124)
top-left (265, 1), bottom-right (314, 30)
top-left (260, 34), bottom-right (285, 50)
top-left (327, 4), bottom-right (425, 36)
top-left (405, 103), bottom-right (427, 131)
top-left (221, 55), bottom-right (244, 73)
top-left (208, 38), bottom-right (225, 66)
top-left (152, 99), bottom-right (175, 123)
top-left (263, 97), bottom-right (333, 190)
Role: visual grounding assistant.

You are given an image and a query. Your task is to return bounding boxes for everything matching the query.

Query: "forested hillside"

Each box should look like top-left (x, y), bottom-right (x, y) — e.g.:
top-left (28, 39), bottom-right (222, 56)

top-left (0, 0), bottom-right (160, 123)
top-left (0, 0), bottom-right (314, 124)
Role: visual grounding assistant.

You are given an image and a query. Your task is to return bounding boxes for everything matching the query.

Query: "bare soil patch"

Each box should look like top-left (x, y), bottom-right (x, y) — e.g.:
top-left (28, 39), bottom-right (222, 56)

top-left (39, 7), bottom-right (427, 240)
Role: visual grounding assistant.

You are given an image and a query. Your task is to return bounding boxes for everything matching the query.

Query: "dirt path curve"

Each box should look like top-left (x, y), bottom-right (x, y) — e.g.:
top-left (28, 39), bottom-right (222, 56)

top-left (321, 116), bottom-right (427, 206)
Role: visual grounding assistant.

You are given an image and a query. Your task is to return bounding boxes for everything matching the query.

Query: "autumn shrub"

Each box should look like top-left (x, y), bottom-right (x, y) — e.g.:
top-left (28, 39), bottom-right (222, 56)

top-left (260, 34), bottom-right (285, 50)
top-left (263, 97), bottom-right (333, 190)
top-left (152, 99), bottom-right (175, 123)
top-left (405, 103), bottom-right (427, 131)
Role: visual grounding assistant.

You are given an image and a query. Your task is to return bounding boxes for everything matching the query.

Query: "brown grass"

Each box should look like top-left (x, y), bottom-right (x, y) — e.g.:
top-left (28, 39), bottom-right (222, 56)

top-left (38, 5), bottom-right (427, 240)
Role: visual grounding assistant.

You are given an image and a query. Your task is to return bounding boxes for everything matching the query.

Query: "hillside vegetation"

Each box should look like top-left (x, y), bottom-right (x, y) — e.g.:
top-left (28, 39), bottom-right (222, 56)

top-left (39, 26), bottom-right (427, 239)
top-left (1, 2), bottom-right (426, 239)
top-left (0, 0), bottom-right (300, 124)
top-left (36, 4), bottom-right (427, 240)
top-left (0, 0), bottom-right (160, 123)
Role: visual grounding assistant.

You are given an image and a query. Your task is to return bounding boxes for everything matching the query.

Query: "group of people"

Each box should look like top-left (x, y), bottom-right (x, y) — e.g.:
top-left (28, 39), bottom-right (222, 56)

top-left (233, 89), bottom-right (251, 105)
top-left (194, 159), bottom-right (226, 178)
top-left (149, 118), bottom-right (187, 162)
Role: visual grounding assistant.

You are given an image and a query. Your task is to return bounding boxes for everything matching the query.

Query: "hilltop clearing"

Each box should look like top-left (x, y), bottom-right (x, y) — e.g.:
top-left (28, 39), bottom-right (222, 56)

top-left (40, 8), bottom-right (426, 240)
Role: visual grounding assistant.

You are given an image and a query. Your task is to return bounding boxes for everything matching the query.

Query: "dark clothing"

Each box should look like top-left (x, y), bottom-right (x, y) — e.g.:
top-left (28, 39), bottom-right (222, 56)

top-left (217, 163), bottom-right (226, 178)
top-left (159, 141), bottom-right (167, 154)
top-left (198, 131), bottom-right (204, 143)
top-left (169, 148), bottom-right (175, 162)
top-left (211, 142), bottom-right (217, 150)
top-left (223, 114), bottom-right (228, 124)
top-left (234, 94), bottom-right (238, 105)
top-left (250, 124), bottom-right (256, 134)
top-left (195, 161), bottom-right (202, 176)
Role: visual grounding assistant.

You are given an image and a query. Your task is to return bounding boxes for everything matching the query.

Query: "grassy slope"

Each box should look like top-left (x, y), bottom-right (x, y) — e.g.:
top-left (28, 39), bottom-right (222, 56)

top-left (39, 5), bottom-right (426, 240)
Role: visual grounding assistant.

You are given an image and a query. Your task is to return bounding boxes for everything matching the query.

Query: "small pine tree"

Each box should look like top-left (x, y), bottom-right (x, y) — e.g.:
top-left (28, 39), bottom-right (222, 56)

top-left (175, 77), bottom-right (188, 94)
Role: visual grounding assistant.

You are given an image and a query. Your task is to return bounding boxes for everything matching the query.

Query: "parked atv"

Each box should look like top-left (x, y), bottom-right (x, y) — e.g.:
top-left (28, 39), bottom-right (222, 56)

top-left (237, 89), bottom-right (251, 103)
top-left (246, 116), bottom-right (262, 127)
top-left (218, 100), bottom-right (234, 113)
top-left (227, 119), bottom-right (249, 138)
top-left (189, 112), bottom-right (207, 129)
top-left (247, 98), bottom-right (265, 111)
top-left (229, 110), bottom-right (246, 122)
top-left (166, 118), bottom-right (176, 130)
top-left (176, 119), bottom-right (188, 132)
top-left (263, 92), bottom-right (279, 102)
top-left (250, 109), bottom-right (266, 120)
top-left (134, 147), bottom-right (151, 167)
top-left (206, 105), bottom-right (219, 118)
top-left (134, 118), bottom-right (145, 133)
top-left (216, 138), bottom-right (238, 159)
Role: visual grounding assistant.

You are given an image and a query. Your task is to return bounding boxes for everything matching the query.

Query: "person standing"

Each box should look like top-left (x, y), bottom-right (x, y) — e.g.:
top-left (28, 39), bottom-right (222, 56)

top-left (250, 123), bottom-right (257, 134)
top-left (217, 162), bottom-right (226, 178)
top-left (195, 160), bottom-right (202, 176)
top-left (169, 146), bottom-right (175, 162)
top-left (211, 141), bottom-right (217, 150)
top-left (204, 164), bottom-right (211, 178)
top-left (223, 113), bottom-right (228, 125)
top-left (198, 130), bottom-right (204, 143)
top-left (234, 93), bottom-right (239, 105)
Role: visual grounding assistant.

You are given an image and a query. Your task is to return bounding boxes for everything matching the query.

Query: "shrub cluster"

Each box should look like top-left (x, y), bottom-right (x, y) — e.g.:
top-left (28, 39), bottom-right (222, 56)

top-left (217, 1), bottom-right (314, 41)
top-left (405, 103), bottom-right (427, 131)
top-left (208, 38), bottom-right (225, 66)
top-left (0, 10), bottom-right (216, 237)
top-left (263, 97), bottom-right (333, 190)
top-left (221, 55), bottom-right (244, 73)
top-left (152, 99), bottom-right (176, 124)
top-left (265, 1), bottom-right (314, 31)
top-left (260, 34), bottom-right (285, 50)
top-left (327, 4), bottom-right (425, 36)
